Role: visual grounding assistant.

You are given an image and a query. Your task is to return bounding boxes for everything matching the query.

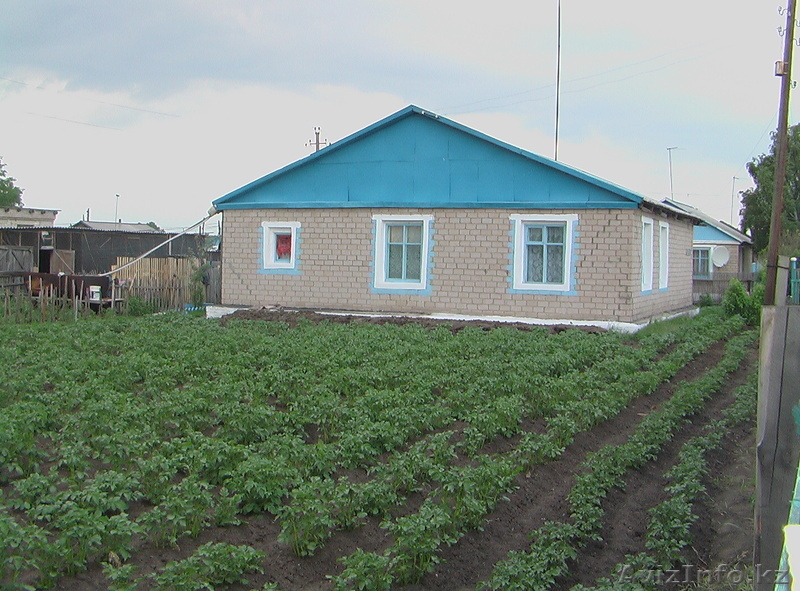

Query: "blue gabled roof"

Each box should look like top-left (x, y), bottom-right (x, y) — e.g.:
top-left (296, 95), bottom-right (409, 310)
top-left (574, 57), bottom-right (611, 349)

top-left (213, 105), bottom-right (654, 211)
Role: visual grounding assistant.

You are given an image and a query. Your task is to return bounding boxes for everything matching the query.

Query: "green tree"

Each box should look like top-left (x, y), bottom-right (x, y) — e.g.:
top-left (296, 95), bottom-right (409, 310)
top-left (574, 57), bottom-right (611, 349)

top-left (741, 124), bottom-right (800, 253)
top-left (0, 157), bottom-right (24, 207)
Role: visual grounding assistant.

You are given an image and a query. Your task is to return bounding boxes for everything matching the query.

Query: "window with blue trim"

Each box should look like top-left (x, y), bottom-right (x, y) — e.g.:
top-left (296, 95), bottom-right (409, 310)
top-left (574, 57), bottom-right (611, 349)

top-left (373, 215), bottom-right (432, 291)
top-left (510, 214), bottom-right (576, 292)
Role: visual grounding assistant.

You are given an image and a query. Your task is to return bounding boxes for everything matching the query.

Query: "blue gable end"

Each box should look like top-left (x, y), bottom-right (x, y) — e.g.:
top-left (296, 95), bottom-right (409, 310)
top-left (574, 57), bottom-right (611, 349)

top-left (694, 223), bottom-right (739, 243)
top-left (214, 106), bottom-right (643, 210)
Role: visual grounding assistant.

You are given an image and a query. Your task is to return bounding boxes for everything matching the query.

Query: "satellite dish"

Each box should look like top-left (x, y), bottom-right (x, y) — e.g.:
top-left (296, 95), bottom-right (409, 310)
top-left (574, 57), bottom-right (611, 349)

top-left (711, 245), bottom-right (730, 268)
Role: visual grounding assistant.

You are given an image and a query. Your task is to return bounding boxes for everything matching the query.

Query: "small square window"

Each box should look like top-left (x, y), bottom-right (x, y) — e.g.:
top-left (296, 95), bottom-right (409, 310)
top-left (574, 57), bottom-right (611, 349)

top-left (261, 222), bottom-right (300, 272)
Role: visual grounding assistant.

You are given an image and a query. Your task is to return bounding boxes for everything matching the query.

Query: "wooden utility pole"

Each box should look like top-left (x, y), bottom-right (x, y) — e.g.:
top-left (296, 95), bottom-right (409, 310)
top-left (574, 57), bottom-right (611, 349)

top-left (755, 6), bottom-right (798, 589)
top-left (765, 1), bottom-right (796, 306)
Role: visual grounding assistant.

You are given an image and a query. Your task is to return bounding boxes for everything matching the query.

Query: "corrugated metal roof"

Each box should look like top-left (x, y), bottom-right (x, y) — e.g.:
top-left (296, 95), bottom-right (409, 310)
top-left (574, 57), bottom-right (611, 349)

top-left (663, 199), bottom-right (752, 244)
top-left (72, 221), bottom-right (162, 233)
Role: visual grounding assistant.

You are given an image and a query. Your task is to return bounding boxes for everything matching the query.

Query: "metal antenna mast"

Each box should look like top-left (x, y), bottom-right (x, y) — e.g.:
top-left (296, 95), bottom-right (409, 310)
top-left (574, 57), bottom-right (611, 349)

top-left (666, 147), bottom-right (679, 200)
top-left (554, 0), bottom-right (562, 161)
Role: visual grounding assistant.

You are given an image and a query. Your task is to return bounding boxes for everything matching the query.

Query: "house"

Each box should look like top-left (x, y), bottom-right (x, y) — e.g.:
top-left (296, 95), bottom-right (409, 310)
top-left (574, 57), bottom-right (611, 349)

top-left (0, 206), bottom-right (59, 228)
top-left (664, 200), bottom-right (754, 303)
top-left (212, 105), bottom-right (701, 324)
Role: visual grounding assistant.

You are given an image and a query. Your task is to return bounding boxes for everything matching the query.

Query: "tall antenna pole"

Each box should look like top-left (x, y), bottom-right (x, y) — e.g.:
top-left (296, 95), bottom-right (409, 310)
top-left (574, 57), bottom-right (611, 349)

top-left (730, 176), bottom-right (740, 227)
top-left (554, 0), bottom-right (562, 161)
top-left (666, 147), bottom-right (678, 200)
top-left (765, 0), bottom-right (796, 305)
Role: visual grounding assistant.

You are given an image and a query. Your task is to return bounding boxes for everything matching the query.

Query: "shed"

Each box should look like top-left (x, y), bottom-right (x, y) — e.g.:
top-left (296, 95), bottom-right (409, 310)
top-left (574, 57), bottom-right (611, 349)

top-left (213, 105), bottom-right (700, 324)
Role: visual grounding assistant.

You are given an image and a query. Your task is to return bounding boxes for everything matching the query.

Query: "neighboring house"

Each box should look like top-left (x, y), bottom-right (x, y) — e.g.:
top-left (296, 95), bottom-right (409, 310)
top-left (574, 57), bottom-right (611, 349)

top-left (213, 105), bottom-right (701, 324)
top-left (664, 200), bottom-right (754, 303)
top-left (0, 206), bottom-right (59, 228)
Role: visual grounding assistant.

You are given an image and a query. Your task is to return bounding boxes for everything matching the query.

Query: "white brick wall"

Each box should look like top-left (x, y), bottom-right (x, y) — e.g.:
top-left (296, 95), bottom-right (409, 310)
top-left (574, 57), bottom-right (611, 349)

top-left (221, 207), bottom-right (694, 323)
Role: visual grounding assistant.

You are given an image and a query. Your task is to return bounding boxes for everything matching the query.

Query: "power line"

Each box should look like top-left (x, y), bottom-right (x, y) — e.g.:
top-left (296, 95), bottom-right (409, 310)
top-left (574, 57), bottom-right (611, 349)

top-left (438, 43), bottom-right (716, 117)
top-left (0, 76), bottom-right (179, 118)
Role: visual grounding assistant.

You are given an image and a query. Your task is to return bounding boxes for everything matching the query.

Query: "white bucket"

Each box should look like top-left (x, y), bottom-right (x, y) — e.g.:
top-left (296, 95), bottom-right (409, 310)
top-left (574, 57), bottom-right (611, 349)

top-left (89, 286), bottom-right (101, 300)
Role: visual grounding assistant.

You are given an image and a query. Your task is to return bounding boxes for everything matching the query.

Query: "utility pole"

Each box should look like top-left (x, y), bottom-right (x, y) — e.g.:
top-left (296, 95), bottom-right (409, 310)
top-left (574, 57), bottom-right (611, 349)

top-left (765, 1), bottom-right (796, 305)
top-left (306, 127), bottom-right (329, 153)
top-left (755, 5), bottom-right (798, 591)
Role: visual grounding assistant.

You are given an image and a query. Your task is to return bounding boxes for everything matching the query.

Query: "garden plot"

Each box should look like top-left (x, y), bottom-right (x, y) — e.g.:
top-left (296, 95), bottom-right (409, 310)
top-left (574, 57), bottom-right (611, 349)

top-left (0, 308), bottom-right (757, 590)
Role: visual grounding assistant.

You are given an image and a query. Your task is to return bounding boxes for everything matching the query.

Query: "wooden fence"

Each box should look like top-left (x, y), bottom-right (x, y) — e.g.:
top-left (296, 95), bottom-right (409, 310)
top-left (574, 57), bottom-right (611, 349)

top-left (112, 257), bottom-right (197, 312)
top-left (693, 271), bottom-right (756, 303)
top-left (0, 283), bottom-right (97, 322)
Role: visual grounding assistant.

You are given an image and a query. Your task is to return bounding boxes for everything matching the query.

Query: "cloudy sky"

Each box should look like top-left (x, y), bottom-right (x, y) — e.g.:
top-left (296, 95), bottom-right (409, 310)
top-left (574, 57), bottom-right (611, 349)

top-left (0, 1), bottom-right (790, 232)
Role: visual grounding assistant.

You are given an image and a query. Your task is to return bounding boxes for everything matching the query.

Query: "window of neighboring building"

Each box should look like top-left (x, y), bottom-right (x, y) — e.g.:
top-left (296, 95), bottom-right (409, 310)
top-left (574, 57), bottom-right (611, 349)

top-left (642, 218), bottom-right (654, 292)
top-left (693, 248), bottom-right (711, 279)
top-left (659, 221), bottom-right (669, 289)
top-left (373, 214), bottom-right (433, 291)
top-left (261, 221), bottom-right (300, 271)
top-left (510, 214), bottom-right (577, 292)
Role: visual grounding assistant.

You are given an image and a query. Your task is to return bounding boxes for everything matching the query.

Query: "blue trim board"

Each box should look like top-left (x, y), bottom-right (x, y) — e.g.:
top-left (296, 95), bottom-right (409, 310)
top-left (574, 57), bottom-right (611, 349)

top-left (216, 200), bottom-right (640, 210)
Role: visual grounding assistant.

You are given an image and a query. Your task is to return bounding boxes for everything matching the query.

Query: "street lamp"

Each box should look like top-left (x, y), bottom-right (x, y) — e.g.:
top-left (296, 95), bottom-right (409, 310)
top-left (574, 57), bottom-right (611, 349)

top-left (115, 194), bottom-right (119, 230)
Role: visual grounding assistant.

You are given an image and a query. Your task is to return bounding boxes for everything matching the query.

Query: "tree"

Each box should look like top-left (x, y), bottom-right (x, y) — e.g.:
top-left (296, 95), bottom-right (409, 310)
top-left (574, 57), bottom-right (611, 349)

top-left (0, 158), bottom-right (24, 207)
top-left (741, 124), bottom-right (800, 254)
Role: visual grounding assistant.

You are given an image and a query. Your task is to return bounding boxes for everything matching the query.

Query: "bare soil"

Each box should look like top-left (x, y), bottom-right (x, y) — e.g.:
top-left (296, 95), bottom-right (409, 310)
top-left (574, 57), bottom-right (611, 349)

top-left (53, 310), bottom-right (758, 591)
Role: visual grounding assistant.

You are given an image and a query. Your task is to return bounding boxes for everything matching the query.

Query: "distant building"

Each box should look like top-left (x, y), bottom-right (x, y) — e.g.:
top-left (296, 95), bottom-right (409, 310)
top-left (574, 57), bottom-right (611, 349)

top-left (664, 199), bottom-right (754, 302)
top-left (72, 220), bottom-right (161, 233)
top-left (0, 206), bottom-right (59, 228)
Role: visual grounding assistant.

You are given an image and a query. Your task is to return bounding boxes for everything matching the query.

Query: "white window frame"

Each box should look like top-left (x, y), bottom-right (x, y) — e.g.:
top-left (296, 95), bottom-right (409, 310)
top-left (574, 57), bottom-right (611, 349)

top-left (373, 214), bottom-right (433, 290)
top-left (693, 247), bottom-right (711, 279)
top-left (658, 221), bottom-right (669, 289)
top-left (510, 214), bottom-right (577, 292)
top-left (262, 221), bottom-right (300, 270)
top-left (641, 217), bottom-right (654, 292)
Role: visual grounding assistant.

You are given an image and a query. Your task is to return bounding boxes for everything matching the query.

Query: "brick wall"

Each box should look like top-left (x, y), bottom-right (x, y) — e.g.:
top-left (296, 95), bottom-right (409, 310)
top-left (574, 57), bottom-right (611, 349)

top-left (221, 207), bottom-right (694, 323)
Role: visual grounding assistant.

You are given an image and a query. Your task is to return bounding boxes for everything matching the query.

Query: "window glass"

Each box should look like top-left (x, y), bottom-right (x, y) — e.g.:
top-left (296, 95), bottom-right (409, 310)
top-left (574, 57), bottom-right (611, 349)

top-left (276, 233), bottom-right (292, 261)
top-left (548, 225), bottom-right (564, 244)
top-left (406, 224), bottom-right (422, 244)
top-left (388, 225), bottom-right (404, 243)
top-left (526, 244), bottom-right (544, 283)
top-left (527, 226), bottom-right (543, 242)
top-left (547, 244), bottom-right (564, 283)
top-left (388, 244), bottom-right (404, 279)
